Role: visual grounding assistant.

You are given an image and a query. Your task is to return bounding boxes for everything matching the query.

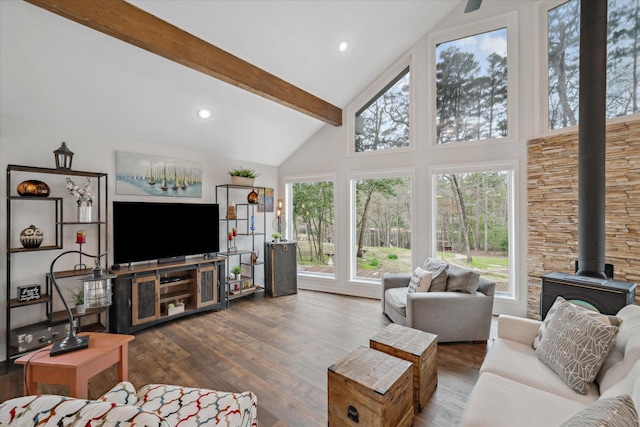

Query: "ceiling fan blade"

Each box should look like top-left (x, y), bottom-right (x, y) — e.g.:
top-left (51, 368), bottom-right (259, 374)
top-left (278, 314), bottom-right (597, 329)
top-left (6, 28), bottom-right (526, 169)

top-left (464, 0), bottom-right (482, 13)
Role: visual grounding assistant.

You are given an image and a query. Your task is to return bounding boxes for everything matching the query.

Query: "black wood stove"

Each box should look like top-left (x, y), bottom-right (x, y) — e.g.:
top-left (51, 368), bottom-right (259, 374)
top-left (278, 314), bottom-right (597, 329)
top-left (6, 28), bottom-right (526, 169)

top-left (540, 0), bottom-right (636, 319)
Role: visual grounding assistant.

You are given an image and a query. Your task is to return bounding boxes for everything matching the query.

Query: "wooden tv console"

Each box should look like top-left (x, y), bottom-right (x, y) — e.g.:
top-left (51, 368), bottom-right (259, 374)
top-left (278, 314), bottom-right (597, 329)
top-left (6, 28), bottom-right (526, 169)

top-left (109, 257), bottom-right (226, 334)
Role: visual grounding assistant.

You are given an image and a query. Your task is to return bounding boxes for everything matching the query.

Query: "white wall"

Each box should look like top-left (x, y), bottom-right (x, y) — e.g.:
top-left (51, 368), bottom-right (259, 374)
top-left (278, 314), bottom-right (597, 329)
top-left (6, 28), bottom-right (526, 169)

top-left (0, 116), bottom-right (279, 361)
top-left (279, 0), bottom-right (539, 316)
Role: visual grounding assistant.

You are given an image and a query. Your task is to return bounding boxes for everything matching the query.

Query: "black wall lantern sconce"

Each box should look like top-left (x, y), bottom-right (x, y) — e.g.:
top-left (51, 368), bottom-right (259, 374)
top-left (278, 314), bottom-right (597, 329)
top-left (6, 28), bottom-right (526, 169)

top-left (54, 142), bottom-right (74, 170)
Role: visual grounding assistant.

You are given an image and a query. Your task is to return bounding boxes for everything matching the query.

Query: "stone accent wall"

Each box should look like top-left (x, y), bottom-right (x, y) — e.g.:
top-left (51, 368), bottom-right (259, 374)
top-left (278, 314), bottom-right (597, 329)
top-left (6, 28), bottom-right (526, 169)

top-left (527, 118), bottom-right (640, 319)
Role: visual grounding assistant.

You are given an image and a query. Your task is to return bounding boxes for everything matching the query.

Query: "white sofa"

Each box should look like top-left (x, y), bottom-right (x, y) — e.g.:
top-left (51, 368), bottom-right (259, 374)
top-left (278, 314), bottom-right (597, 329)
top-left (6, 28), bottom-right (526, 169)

top-left (0, 381), bottom-right (257, 427)
top-left (462, 304), bottom-right (640, 426)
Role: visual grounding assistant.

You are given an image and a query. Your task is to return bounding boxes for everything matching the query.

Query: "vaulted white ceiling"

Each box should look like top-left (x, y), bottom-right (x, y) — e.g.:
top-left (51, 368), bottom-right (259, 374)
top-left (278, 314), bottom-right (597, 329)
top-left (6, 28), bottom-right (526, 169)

top-left (0, 1), bottom-right (461, 166)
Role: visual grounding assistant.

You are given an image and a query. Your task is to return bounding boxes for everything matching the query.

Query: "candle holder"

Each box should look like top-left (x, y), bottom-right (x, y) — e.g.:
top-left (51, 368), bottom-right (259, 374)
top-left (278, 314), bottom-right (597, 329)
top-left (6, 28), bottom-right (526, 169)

top-left (74, 230), bottom-right (87, 271)
top-left (228, 231), bottom-right (237, 252)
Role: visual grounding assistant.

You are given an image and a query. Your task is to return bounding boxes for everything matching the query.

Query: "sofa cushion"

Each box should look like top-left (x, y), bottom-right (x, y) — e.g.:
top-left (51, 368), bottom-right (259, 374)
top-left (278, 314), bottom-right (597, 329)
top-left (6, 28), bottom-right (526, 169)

top-left (99, 381), bottom-right (139, 405)
top-left (536, 298), bottom-right (619, 394)
top-left (600, 357), bottom-right (640, 404)
top-left (461, 372), bottom-right (586, 427)
top-left (407, 267), bottom-right (432, 293)
top-left (423, 258), bottom-right (448, 292)
top-left (559, 394), bottom-right (638, 427)
top-left (533, 296), bottom-right (622, 349)
top-left (446, 264), bottom-right (480, 293)
top-left (481, 337), bottom-right (600, 405)
top-left (597, 305), bottom-right (640, 394)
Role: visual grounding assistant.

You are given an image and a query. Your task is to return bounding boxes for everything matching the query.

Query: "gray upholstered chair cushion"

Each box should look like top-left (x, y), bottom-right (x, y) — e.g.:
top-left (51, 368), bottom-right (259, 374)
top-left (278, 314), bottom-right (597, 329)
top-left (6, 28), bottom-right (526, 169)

top-left (446, 264), bottom-right (480, 293)
top-left (385, 287), bottom-right (408, 316)
top-left (423, 258), bottom-right (448, 292)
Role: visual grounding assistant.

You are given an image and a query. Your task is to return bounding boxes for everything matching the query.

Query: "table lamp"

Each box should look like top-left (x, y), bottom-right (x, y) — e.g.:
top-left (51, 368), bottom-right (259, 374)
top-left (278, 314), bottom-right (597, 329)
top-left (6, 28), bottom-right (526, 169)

top-left (49, 250), bottom-right (114, 356)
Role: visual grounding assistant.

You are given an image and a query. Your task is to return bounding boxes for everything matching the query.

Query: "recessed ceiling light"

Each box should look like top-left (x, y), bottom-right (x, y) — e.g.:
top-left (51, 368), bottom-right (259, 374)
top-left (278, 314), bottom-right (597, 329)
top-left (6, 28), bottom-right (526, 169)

top-left (197, 108), bottom-right (211, 119)
top-left (339, 41), bottom-right (348, 52)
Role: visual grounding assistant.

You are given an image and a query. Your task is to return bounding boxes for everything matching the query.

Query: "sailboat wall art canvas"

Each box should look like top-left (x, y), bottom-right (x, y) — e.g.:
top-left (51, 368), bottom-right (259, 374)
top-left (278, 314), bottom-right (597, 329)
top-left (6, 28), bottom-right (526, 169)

top-left (116, 151), bottom-right (203, 198)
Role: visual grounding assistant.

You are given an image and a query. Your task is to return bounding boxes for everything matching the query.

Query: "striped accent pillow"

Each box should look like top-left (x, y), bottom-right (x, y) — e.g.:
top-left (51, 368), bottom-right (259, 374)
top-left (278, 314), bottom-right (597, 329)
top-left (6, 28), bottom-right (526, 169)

top-left (408, 268), bottom-right (433, 293)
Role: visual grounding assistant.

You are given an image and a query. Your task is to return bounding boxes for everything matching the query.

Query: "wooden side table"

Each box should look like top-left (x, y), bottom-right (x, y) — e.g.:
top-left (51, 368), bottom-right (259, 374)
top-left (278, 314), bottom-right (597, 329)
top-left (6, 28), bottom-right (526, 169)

top-left (328, 346), bottom-right (413, 427)
top-left (370, 323), bottom-right (438, 412)
top-left (15, 332), bottom-right (135, 398)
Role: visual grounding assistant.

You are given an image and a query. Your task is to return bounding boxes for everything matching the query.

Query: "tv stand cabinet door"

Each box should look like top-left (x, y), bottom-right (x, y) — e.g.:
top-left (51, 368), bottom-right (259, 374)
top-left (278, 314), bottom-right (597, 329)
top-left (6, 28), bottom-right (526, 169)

top-left (132, 275), bottom-right (160, 326)
top-left (198, 265), bottom-right (218, 307)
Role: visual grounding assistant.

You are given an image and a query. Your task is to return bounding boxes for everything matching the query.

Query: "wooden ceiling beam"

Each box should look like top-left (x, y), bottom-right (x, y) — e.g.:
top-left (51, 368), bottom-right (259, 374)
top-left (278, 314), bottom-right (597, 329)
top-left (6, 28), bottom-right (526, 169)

top-left (24, 0), bottom-right (343, 126)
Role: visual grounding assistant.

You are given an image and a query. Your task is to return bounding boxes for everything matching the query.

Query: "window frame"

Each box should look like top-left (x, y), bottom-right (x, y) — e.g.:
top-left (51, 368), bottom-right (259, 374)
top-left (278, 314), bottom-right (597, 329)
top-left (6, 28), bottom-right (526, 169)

top-left (428, 11), bottom-right (518, 148)
top-left (347, 51), bottom-right (416, 157)
top-left (429, 161), bottom-right (518, 300)
top-left (349, 167), bottom-right (415, 283)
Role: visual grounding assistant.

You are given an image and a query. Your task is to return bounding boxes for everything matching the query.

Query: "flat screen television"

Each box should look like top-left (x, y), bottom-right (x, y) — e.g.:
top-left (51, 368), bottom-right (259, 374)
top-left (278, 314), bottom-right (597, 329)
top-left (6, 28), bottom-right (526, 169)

top-left (113, 201), bottom-right (219, 265)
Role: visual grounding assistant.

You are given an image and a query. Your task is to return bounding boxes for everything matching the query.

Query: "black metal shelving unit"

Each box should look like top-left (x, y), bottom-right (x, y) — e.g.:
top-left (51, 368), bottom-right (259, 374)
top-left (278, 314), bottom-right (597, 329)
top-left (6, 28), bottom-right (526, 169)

top-left (5, 165), bottom-right (108, 371)
top-left (216, 184), bottom-right (267, 307)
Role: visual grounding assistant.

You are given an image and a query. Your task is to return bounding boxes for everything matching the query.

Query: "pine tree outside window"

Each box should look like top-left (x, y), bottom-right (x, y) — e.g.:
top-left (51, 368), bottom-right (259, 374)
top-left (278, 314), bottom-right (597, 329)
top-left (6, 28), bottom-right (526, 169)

top-left (435, 28), bottom-right (508, 144)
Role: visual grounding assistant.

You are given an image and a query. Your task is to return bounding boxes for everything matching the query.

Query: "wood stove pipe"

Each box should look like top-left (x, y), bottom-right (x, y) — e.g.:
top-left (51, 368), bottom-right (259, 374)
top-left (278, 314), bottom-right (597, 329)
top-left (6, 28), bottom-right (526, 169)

top-left (576, 0), bottom-right (608, 279)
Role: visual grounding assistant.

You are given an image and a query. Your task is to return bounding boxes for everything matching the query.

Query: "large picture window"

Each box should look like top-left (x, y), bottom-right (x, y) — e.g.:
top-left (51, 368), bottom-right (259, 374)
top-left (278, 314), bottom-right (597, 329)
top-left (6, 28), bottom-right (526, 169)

top-left (355, 67), bottom-right (410, 153)
top-left (351, 173), bottom-right (412, 282)
top-left (546, 0), bottom-right (640, 130)
top-left (288, 179), bottom-right (335, 277)
top-left (436, 28), bottom-right (508, 144)
top-left (433, 168), bottom-right (514, 296)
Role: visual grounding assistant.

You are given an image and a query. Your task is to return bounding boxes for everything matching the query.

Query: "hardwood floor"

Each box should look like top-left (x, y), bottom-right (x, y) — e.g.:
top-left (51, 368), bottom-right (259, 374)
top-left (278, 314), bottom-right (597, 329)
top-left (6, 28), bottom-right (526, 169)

top-left (0, 290), bottom-right (492, 426)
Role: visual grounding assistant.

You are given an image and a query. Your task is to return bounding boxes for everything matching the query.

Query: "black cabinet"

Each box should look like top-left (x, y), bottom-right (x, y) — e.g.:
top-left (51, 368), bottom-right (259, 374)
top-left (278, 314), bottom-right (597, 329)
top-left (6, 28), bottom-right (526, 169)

top-left (109, 257), bottom-right (225, 334)
top-left (264, 242), bottom-right (298, 297)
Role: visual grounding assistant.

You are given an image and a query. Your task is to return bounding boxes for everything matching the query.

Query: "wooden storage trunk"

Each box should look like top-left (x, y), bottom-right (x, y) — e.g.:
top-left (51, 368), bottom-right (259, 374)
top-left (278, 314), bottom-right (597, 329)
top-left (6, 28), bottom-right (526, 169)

top-left (328, 346), bottom-right (413, 427)
top-left (370, 323), bottom-right (438, 412)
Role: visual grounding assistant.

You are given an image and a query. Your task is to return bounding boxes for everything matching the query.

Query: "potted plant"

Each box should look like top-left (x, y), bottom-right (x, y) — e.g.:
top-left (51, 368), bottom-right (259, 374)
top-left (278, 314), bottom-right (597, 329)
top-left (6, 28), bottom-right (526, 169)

top-left (70, 287), bottom-right (85, 314)
top-left (232, 265), bottom-right (242, 280)
top-left (167, 300), bottom-right (185, 316)
top-left (272, 232), bottom-right (281, 242)
top-left (228, 166), bottom-right (259, 187)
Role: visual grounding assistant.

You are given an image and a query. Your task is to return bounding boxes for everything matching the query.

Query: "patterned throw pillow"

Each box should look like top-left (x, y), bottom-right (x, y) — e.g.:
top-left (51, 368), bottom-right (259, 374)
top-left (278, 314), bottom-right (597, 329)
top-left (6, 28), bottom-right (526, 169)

top-left (423, 258), bottom-right (448, 292)
top-left (533, 296), bottom-right (622, 349)
top-left (535, 298), bottom-right (619, 394)
top-left (560, 394), bottom-right (638, 427)
top-left (408, 268), bottom-right (433, 293)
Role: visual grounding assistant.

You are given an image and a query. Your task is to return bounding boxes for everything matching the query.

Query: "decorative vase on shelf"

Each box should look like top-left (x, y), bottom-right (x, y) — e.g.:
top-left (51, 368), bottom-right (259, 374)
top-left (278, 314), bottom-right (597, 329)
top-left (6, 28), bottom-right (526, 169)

top-left (17, 180), bottom-right (50, 197)
top-left (20, 224), bottom-right (44, 248)
top-left (77, 198), bottom-right (92, 222)
top-left (247, 189), bottom-right (259, 204)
